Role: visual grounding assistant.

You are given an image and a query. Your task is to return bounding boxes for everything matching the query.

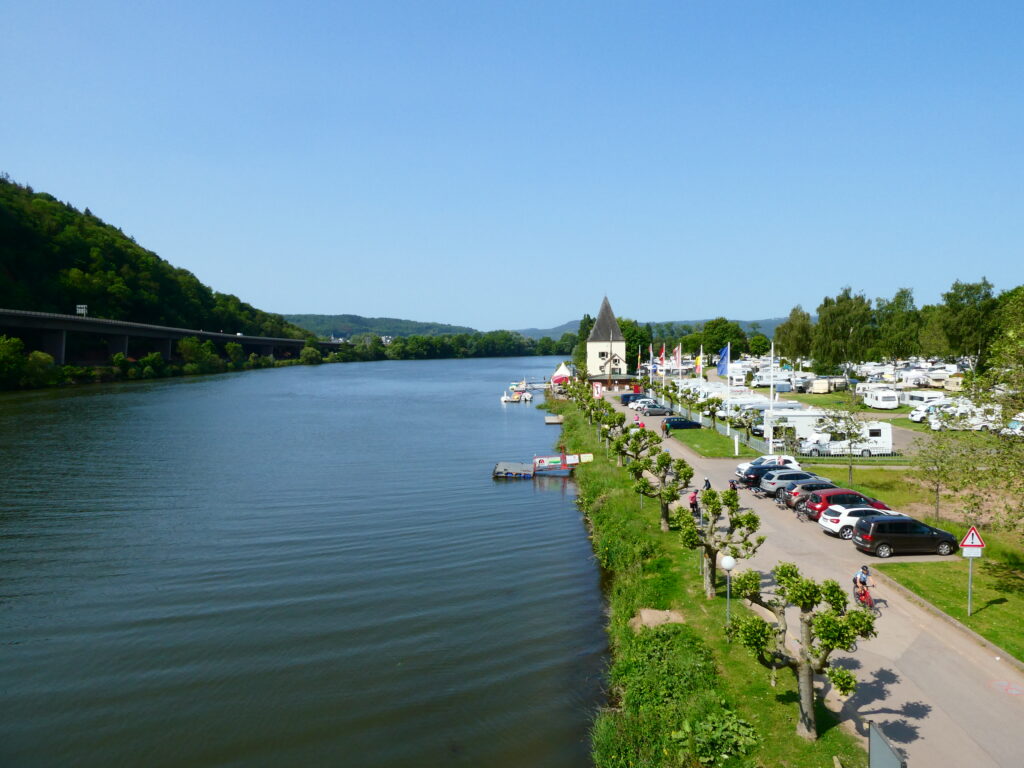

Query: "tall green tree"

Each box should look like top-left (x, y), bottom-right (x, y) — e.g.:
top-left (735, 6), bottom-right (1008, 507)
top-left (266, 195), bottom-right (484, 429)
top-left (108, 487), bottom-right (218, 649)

top-left (942, 278), bottom-right (997, 368)
top-left (875, 288), bottom-right (920, 363)
top-left (811, 288), bottom-right (875, 372)
top-left (772, 306), bottom-right (813, 364)
top-left (701, 317), bottom-right (747, 357)
top-left (918, 304), bottom-right (951, 358)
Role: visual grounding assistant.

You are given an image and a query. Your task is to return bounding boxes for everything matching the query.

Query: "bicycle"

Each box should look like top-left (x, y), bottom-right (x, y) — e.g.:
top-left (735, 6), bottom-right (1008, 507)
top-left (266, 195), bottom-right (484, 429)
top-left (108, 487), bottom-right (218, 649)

top-left (855, 586), bottom-right (881, 617)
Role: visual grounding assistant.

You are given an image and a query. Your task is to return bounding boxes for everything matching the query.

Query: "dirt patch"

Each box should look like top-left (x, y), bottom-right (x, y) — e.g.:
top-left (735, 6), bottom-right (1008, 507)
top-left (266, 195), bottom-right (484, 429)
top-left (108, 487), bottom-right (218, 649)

top-left (628, 608), bottom-right (686, 632)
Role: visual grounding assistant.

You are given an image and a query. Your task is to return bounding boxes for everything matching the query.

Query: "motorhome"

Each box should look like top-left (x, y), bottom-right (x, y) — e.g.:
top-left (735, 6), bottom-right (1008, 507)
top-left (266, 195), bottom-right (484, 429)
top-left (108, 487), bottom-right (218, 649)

top-left (855, 381), bottom-right (894, 396)
top-left (800, 421), bottom-right (894, 457)
top-left (762, 408), bottom-right (829, 442)
top-left (716, 395), bottom-right (770, 419)
top-left (928, 401), bottom-right (1001, 431)
top-left (863, 388), bottom-right (901, 410)
top-left (752, 370), bottom-right (789, 388)
top-left (900, 390), bottom-right (945, 407)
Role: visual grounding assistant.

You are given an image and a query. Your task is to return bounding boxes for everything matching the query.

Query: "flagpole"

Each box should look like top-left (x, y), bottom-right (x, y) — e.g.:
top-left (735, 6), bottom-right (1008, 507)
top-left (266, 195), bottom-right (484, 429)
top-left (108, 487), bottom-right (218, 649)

top-left (768, 340), bottom-right (775, 453)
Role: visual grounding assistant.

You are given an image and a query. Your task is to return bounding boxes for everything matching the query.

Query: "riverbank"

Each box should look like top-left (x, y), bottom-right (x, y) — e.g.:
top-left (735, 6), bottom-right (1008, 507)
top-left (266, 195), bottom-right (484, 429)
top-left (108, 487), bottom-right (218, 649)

top-left (548, 400), bottom-right (867, 767)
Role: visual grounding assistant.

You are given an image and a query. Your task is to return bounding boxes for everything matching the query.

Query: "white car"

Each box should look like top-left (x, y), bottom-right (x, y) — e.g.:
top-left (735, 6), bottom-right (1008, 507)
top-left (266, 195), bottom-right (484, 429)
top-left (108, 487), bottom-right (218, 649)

top-left (818, 505), bottom-right (906, 540)
top-left (734, 454), bottom-right (798, 477)
top-left (629, 398), bottom-right (657, 410)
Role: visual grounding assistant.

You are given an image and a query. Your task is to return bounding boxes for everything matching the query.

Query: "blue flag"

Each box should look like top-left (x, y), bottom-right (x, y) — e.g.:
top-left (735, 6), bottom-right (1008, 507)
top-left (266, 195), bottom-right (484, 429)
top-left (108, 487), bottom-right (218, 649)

top-left (716, 345), bottom-right (729, 376)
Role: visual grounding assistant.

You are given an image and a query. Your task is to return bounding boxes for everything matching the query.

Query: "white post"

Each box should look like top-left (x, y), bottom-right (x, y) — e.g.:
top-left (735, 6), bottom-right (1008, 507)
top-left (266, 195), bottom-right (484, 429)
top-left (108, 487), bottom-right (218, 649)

top-left (734, 434), bottom-right (739, 456)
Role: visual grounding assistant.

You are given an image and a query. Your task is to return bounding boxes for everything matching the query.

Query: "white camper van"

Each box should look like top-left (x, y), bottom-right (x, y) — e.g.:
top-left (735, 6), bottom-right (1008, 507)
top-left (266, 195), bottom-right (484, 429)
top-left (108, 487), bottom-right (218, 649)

top-left (799, 421), bottom-right (894, 457)
top-left (762, 409), bottom-right (828, 442)
top-left (900, 390), bottom-right (945, 408)
top-left (863, 389), bottom-right (901, 410)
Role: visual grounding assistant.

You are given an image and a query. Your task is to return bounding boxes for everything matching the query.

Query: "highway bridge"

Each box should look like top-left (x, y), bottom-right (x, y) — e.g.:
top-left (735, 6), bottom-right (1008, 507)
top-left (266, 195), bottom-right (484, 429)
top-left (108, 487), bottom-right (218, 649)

top-left (0, 308), bottom-right (343, 365)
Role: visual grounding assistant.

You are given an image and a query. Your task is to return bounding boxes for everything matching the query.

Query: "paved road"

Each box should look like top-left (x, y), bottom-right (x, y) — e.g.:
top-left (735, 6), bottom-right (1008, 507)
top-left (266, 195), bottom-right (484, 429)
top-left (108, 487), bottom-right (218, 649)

top-left (610, 397), bottom-right (1024, 766)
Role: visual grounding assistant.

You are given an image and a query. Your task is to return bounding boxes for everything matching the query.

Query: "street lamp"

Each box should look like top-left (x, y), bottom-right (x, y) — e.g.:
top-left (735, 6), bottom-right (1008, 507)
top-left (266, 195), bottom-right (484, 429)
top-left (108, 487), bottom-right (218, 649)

top-left (721, 555), bottom-right (737, 634)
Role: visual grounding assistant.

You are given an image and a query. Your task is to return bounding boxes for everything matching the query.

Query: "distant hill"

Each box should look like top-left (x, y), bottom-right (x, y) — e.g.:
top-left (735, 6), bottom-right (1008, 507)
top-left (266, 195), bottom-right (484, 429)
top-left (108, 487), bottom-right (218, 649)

top-left (517, 318), bottom-right (788, 340)
top-left (0, 176), bottom-right (311, 339)
top-left (284, 314), bottom-right (477, 339)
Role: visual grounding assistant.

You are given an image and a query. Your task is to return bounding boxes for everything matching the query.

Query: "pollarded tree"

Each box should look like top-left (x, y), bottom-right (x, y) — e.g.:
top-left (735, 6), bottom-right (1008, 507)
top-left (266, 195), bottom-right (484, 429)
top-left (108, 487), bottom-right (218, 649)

top-left (628, 450), bottom-right (694, 532)
top-left (678, 489), bottom-right (764, 599)
top-left (730, 562), bottom-right (876, 741)
top-left (912, 430), bottom-right (972, 522)
top-left (614, 427), bottom-right (663, 466)
top-left (703, 397), bottom-right (724, 431)
top-left (812, 390), bottom-right (869, 486)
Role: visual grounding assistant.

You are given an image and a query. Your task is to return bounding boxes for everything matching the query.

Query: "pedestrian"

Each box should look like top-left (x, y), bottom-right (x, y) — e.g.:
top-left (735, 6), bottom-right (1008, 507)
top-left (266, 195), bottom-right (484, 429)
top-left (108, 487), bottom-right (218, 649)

top-left (661, 420), bottom-right (669, 437)
top-left (703, 477), bottom-right (711, 491)
top-left (689, 490), bottom-right (699, 516)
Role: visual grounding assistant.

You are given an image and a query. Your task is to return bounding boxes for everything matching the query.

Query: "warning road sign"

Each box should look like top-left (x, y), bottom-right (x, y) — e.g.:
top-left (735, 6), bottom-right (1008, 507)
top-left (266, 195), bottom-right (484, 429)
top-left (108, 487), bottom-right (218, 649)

top-left (960, 526), bottom-right (986, 548)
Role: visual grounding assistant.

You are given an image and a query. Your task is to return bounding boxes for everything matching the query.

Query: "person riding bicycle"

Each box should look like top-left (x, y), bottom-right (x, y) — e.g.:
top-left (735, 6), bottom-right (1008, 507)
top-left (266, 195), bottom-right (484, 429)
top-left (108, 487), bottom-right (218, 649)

top-left (852, 565), bottom-right (875, 604)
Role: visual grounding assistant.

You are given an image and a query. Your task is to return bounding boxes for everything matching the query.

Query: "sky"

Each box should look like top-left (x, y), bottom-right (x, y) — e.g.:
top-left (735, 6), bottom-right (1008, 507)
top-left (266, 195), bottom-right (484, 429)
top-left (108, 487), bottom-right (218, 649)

top-left (3, 2), bottom-right (1022, 332)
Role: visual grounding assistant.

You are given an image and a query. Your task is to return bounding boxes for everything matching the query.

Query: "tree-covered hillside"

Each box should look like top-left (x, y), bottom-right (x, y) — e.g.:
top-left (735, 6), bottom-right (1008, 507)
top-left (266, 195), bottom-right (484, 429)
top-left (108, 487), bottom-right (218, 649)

top-left (0, 176), bottom-right (310, 339)
top-left (285, 314), bottom-right (476, 339)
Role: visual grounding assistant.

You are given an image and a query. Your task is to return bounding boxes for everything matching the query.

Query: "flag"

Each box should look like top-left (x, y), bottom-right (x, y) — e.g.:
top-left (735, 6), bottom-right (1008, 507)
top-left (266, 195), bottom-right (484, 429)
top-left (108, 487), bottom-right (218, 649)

top-left (636, 346), bottom-right (641, 373)
top-left (673, 345), bottom-right (682, 368)
top-left (659, 344), bottom-right (665, 366)
top-left (695, 355), bottom-right (702, 375)
top-left (716, 345), bottom-right (729, 376)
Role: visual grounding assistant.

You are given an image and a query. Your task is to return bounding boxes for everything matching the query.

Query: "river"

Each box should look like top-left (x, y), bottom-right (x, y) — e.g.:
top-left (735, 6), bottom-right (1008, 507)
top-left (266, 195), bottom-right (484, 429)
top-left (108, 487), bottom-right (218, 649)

top-left (0, 356), bottom-right (606, 767)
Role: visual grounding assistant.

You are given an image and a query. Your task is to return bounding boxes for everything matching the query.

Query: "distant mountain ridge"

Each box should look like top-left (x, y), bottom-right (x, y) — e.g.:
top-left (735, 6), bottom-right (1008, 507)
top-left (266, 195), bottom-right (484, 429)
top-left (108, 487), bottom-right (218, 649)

top-left (284, 314), bottom-right (476, 339)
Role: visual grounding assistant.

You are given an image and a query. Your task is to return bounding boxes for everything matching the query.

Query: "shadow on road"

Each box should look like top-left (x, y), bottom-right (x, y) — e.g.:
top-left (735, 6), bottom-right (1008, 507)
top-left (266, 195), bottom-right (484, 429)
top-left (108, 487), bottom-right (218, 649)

top-left (823, 665), bottom-right (933, 745)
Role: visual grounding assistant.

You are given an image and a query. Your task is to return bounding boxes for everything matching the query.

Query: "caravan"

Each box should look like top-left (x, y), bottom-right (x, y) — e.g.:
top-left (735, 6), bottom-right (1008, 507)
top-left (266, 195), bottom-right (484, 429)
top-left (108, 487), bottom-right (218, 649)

top-left (900, 390), bottom-right (946, 408)
top-left (800, 421), bottom-right (894, 457)
top-left (863, 388), bottom-right (901, 410)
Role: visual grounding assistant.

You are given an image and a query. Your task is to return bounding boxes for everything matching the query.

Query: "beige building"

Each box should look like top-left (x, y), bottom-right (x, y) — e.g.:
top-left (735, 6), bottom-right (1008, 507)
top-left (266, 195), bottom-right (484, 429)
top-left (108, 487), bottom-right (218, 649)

top-left (586, 297), bottom-right (633, 392)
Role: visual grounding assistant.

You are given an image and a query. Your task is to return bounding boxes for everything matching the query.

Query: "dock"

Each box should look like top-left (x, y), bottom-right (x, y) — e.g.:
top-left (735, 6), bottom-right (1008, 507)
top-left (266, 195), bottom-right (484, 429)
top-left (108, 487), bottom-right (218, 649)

top-left (493, 461), bottom-right (535, 478)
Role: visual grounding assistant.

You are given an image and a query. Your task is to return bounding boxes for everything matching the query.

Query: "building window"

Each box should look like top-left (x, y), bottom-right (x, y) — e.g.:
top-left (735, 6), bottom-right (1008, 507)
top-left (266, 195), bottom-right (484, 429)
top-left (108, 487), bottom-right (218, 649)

top-left (599, 351), bottom-right (608, 359)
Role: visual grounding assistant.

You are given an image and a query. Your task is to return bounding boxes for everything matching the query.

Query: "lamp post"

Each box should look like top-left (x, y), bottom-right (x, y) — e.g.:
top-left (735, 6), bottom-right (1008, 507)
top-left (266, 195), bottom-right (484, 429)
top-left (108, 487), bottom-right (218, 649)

top-left (721, 555), bottom-right (737, 635)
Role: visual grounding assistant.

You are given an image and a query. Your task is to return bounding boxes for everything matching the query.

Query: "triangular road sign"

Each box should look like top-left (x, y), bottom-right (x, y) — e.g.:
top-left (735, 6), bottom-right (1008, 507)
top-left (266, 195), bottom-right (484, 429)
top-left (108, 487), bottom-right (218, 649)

top-left (960, 526), bottom-right (986, 548)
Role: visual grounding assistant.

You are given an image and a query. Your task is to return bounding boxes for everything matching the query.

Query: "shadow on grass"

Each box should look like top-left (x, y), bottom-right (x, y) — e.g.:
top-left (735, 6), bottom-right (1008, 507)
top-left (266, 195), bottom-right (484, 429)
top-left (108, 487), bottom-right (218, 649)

top-left (973, 596), bottom-right (1008, 615)
top-left (981, 561), bottom-right (1024, 596)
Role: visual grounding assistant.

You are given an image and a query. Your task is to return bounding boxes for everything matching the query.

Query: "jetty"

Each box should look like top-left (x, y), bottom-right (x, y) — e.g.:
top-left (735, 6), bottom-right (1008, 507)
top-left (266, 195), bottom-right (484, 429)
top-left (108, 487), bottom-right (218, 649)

top-left (492, 452), bottom-right (595, 479)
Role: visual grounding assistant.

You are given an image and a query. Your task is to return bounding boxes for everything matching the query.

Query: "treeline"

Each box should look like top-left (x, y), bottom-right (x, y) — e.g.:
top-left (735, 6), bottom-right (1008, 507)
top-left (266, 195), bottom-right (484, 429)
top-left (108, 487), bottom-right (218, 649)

top-left (774, 281), bottom-right (1014, 371)
top-left (0, 176), bottom-right (310, 339)
top-left (284, 313), bottom-right (477, 339)
top-left (344, 330), bottom-right (576, 361)
top-left (570, 279), bottom-right (1016, 374)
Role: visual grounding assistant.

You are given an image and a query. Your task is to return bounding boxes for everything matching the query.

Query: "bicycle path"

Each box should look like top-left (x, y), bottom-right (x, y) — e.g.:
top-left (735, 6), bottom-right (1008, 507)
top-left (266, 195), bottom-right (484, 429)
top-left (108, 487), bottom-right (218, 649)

top-left (609, 398), bottom-right (1024, 766)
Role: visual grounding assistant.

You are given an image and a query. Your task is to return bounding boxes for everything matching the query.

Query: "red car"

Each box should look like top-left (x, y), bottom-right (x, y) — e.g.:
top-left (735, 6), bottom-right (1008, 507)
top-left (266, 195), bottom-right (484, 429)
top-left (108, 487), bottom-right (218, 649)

top-left (801, 488), bottom-right (890, 521)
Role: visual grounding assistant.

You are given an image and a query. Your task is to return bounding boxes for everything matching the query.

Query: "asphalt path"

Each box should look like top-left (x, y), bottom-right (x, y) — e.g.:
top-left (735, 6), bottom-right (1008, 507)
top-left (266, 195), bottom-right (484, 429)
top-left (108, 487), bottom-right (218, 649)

top-left (610, 397), bottom-right (1024, 766)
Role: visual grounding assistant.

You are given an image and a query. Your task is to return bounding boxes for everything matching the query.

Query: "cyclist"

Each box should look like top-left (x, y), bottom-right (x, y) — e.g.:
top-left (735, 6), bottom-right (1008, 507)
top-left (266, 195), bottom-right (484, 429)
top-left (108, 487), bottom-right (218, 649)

top-left (852, 565), bottom-right (875, 605)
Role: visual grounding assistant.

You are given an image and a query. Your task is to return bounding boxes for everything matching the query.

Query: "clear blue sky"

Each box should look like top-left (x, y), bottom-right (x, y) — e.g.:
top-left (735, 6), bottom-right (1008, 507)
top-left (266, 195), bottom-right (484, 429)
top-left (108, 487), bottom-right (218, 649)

top-left (3, 2), bottom-right (1022, 332)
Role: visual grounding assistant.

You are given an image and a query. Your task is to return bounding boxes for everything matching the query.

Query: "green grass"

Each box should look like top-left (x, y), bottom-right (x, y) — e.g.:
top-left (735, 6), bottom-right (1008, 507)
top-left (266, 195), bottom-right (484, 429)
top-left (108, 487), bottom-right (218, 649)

top-left (780, 392), bottom-right (912, 414)
top-left (889, 417), bottom-right (932, 433)
top-left (874, 558), bottom-right (1024, 662)
top-left (801, 466), bottom-right (933, 508)
top-left (670, 427), bottom-right (759, 458)
top-left (549, 401), bottom-right (868, 768)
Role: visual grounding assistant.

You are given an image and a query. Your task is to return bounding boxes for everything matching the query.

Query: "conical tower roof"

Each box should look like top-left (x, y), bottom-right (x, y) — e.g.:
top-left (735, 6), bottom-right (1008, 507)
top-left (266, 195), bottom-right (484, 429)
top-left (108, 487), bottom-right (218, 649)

top-left (587, 297), bottom-right (625, 342)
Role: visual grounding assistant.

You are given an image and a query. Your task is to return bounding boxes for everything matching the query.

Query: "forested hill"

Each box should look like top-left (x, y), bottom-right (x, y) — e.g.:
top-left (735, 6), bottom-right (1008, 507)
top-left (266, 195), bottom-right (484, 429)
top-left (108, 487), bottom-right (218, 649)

top-left (284, 314), bottom-right (476, 339)
top-left (0, 177), bottom-right (310, 339)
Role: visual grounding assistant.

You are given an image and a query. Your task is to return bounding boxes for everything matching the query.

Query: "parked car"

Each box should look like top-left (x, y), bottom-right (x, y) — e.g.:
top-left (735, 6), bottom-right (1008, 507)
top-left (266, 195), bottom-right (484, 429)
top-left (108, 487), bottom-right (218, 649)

top-left (619, 392), bottom-right (647, 406)
top-left (818, 505), bottom-right (905, 540)
top-left (663, 417), bottom-right (701, 430)
top-left (628, 398), bottom-right (657, 410)
top-left (852, 515), bottom-right (958, 558)
top-left (734, 455), bottom-right (799, 477)
top-left (759, 470), bottom-right (826, 499)
top-left (741, 464), bottom-right (796, 487)
top-left (638, 403), bottom-right (673, 416)
top-left (783, 479), bottom-right (837, 509)
top-left (802, 488), bottom-right (891, 521)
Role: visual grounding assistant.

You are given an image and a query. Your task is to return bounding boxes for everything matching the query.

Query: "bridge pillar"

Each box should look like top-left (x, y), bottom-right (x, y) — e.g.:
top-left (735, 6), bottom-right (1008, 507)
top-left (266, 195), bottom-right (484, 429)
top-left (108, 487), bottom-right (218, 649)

top-left (261, 344), bottom-right (274, 357)
top-left (107, 335), bottom-right (129, 358)
top-left (160, 338), bottom-right (173, 361)
top-left (42, 330), bottom-right (66, 365)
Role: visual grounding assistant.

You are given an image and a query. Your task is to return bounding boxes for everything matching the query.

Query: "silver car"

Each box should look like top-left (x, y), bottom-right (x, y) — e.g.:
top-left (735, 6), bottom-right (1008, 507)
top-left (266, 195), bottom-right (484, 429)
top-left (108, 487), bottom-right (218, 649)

top-left (760, 469), bottom-right (827, 499)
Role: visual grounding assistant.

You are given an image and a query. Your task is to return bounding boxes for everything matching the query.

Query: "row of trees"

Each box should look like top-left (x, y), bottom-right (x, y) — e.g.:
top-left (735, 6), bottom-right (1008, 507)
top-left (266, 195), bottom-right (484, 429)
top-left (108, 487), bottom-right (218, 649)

top-left (774, 279), bottom-right (1008, 372)
top-left (561, 379), bottom-right (878, 740)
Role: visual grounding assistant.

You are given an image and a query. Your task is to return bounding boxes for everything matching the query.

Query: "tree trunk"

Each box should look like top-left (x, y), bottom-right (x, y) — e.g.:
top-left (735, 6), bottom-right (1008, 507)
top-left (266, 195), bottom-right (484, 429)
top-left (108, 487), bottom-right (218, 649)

top-left (795, 660), bottom-right (818, 740)
top-left (703, 548), bottom-right (717, 599)
top-left (659, 500), bottom-right (670, 532)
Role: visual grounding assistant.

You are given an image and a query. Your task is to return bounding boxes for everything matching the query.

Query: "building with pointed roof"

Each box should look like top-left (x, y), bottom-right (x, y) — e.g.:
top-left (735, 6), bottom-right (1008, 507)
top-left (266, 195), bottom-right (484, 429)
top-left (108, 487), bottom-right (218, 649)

top-left (585, 297), bottom-right (632, 390)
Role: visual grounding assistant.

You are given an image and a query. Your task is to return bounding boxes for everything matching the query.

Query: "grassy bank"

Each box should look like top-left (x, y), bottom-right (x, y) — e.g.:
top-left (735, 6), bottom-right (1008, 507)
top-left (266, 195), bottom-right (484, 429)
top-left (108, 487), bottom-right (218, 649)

top-left (550, 401), bottom-right (867, 767)
top-left (670, 428), bottom-right (758, 459)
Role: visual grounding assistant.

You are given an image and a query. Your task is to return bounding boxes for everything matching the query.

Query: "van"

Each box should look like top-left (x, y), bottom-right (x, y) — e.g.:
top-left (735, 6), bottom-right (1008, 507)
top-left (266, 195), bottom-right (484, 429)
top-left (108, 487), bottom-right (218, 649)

top-left (900, 390), bottom-right (945, 407)
top-left (800, 421), bottom-right (893, 456)
top-left (852, 515), bottom-right (958, 558)
top-left (863, 389), bottom-right (900, 410)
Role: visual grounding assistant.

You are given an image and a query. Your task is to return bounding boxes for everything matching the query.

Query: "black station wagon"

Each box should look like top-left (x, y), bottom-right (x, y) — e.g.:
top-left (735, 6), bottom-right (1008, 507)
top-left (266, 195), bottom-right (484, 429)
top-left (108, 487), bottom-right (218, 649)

top-left (852, 515), bottom-right (958, 558)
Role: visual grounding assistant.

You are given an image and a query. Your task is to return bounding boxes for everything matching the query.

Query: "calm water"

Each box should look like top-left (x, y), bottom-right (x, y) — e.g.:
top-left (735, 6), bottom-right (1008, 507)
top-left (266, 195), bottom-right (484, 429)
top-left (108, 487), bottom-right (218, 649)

top-left (0, 357), bottom-right (606, 767)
